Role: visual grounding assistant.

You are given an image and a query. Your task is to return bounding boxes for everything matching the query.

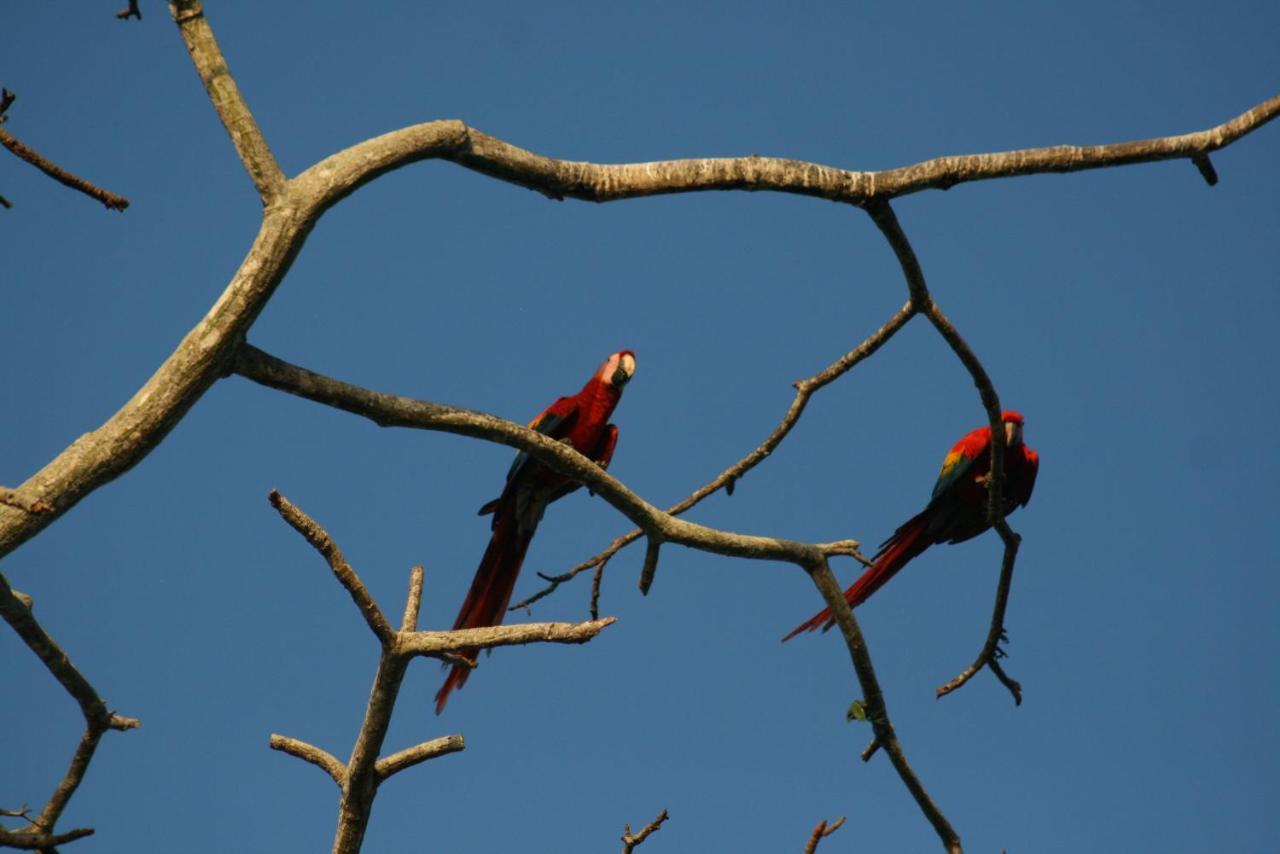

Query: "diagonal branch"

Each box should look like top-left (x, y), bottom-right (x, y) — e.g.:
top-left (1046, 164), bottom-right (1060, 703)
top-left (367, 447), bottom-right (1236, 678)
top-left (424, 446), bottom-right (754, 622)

top-left (0, 572), bottom-right (139, 844)
top-left (0, 121), bottom-right (129, 211)
top-left (396, 619), bottom-right (617, 658)
top-left (806, 558), bottom-right (961, 853)
top-left (513, 301), bottom-right (916, 611)
top-left (374, 735), bottom-right (465, 782)
top-left (169, 0), bottom-right (285, 202)
top-left (268, 490), bottom-right (394, 644)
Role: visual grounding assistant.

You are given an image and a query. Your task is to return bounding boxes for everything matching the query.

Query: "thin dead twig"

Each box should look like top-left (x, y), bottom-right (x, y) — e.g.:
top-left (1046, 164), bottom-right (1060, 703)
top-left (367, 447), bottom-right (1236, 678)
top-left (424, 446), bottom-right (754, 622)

top-left (0, 91), bottom-right (129, 211)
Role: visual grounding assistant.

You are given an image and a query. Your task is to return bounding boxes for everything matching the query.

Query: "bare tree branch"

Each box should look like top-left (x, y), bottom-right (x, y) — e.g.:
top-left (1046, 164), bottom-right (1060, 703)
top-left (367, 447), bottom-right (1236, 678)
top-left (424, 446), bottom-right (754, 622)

top-left (374, 735), bottom-right (465, 782)
top-left (268, 490), bottom-right (395, 644)
top-left (401, 565), bottom-right (424, 632)
top-left (169, 1), bottom-right (284, 201)
top-left (806, 557), bottom-right (961, 853)
top-left (621, 809), bottom-right (668, 853)
top-left (0, 824), bottom-right (94, 849)
top-left (0, 572), bottom-right (139, 845)
top-left (115, 1), bottom-right (142, 20)
top-left (803, 816), bottom-right (846, 854)
top-left (866, 200), bottom-right (1024, 705)
top-left (0, 101), bottom-right (129, 211)
top-left (514, 301), bottom-right (914, 612)
top-left (234, 345), bottom-right (868, 572)
top-left (269, 735), bottom-right (346, 787)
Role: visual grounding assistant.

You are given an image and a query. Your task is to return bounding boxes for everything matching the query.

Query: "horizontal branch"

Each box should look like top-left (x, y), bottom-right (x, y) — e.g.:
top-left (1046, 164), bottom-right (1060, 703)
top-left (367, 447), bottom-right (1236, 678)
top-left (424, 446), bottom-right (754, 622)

top-left (397, 618), bottom-right (616, 657)
top-left (0, 824), bottom-right (94, 849)
top-left (374, 735), bottom-right (465, 781)
top-left (296, 93), bottom-right (1280, 209)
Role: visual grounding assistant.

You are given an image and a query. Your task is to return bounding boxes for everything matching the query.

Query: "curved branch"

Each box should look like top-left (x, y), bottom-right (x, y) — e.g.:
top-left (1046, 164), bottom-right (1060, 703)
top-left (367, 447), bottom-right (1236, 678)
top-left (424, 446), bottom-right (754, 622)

top-left (374, 735), bottom-right (465, 782)
top-left (269, 735), bottom-right (346, 787)
top-left (232, 344), bottom-right (838, 568)
top-left (867, 199), bottom-right (1025, 706)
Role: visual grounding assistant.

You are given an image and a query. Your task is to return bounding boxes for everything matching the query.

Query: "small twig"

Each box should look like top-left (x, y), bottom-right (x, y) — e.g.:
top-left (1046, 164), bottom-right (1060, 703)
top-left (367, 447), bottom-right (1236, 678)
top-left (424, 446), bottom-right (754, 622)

top-left (0, 113), bottom-right (129, 210)
top-left (374, 735), bottom-right (465, 781)
top-left (0, 487), bottom-right (53, 515)
top-left (268, 735), bottom-right (345, 787)
top-left (621, 808), bottom-right (669, 853)
top-left (861, 737), bottom-right (880, 763)
top-left (402, 566), bottom-right (424, 632)
top-left (0, 807), bottom-right (31, 820)
top-left (115, 0), bottom-right (142, 20)
top-left (588, 558), bottom-right (608, 620)
top-left (803, 816), bottom-right (846, 854)
top-left (0, 825), bottom-right (95, 848)
top-left (637, 535), bottom-right (663, 595)
top-left (268, 490), bottom-right (394, 644)
top-left (1191, 153), bottom-right (1218, 186)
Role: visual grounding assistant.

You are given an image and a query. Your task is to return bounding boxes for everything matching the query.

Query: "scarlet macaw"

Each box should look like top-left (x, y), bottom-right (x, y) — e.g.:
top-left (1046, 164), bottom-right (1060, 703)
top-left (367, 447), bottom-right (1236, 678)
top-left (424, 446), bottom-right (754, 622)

top-left (784, 410), bottom-right (1039, 639)
top-left (435, 350), bottom-right (636, 713)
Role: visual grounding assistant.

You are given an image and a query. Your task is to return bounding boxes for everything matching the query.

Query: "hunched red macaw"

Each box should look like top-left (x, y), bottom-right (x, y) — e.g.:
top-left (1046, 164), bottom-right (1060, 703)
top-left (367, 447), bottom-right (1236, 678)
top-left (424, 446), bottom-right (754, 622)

top-left (783, 411), bottom-right (1039, 640)
top-left (435, 350), bottom-right (636, 714)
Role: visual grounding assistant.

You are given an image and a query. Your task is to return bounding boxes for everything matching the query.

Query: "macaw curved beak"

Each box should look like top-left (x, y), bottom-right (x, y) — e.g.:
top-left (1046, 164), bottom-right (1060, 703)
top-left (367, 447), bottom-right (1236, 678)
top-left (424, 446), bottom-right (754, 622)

top-left (611, 352), bottom-right (636, 388)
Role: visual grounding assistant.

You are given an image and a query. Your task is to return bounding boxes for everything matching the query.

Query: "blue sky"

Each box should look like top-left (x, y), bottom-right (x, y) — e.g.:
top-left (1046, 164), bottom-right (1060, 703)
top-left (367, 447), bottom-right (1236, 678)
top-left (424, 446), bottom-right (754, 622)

top-left (3, 2), bottom-right (1278, 851)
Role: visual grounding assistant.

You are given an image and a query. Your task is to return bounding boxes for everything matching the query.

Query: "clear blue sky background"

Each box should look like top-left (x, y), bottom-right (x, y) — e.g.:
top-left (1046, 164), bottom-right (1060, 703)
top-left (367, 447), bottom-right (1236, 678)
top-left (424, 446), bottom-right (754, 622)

top-left (3, 3), bottom-right (1278, 852)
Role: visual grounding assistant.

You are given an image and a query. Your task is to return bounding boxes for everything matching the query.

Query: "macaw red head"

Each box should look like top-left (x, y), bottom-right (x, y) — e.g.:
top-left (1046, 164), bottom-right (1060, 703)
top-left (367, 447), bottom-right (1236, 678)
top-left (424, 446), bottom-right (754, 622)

top-left (597, 350), bottom-right (636, 389)
top-left (1001, 410), bottom-right (1025, 446)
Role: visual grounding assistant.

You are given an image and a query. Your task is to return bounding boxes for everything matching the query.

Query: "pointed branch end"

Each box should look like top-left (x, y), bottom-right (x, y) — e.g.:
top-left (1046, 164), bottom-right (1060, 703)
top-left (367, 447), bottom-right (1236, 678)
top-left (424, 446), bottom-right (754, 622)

top-left (637, 536), bottom-right (663, 595)
top-left (1191, 153), bottom-right (1218, 186)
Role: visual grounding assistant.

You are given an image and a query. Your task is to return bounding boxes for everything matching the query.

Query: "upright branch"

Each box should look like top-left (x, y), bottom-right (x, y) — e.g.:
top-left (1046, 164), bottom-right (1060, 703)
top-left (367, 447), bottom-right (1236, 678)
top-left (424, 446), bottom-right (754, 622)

top-left (169, 1), bottom-right (284, 202)
top-left (266, 491), bottom-right (613, 853)
top-left (0, 573), bottom-right (139, 848)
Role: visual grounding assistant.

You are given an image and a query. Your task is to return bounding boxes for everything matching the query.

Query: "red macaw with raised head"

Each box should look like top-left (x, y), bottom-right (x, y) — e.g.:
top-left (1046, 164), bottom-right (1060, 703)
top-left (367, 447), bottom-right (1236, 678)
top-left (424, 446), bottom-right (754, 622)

top-left (435, 350), bottom-right (636, 714)
top-left (784, 410), bottom-right (1039, 639)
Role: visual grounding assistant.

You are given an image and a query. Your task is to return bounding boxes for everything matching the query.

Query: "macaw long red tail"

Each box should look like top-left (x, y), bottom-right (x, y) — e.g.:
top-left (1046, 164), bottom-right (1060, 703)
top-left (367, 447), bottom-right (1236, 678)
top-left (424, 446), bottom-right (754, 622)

top-left (781, 512), bottom-right (933, 641)
top-left (434, 499), bottom-right (535, 715)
